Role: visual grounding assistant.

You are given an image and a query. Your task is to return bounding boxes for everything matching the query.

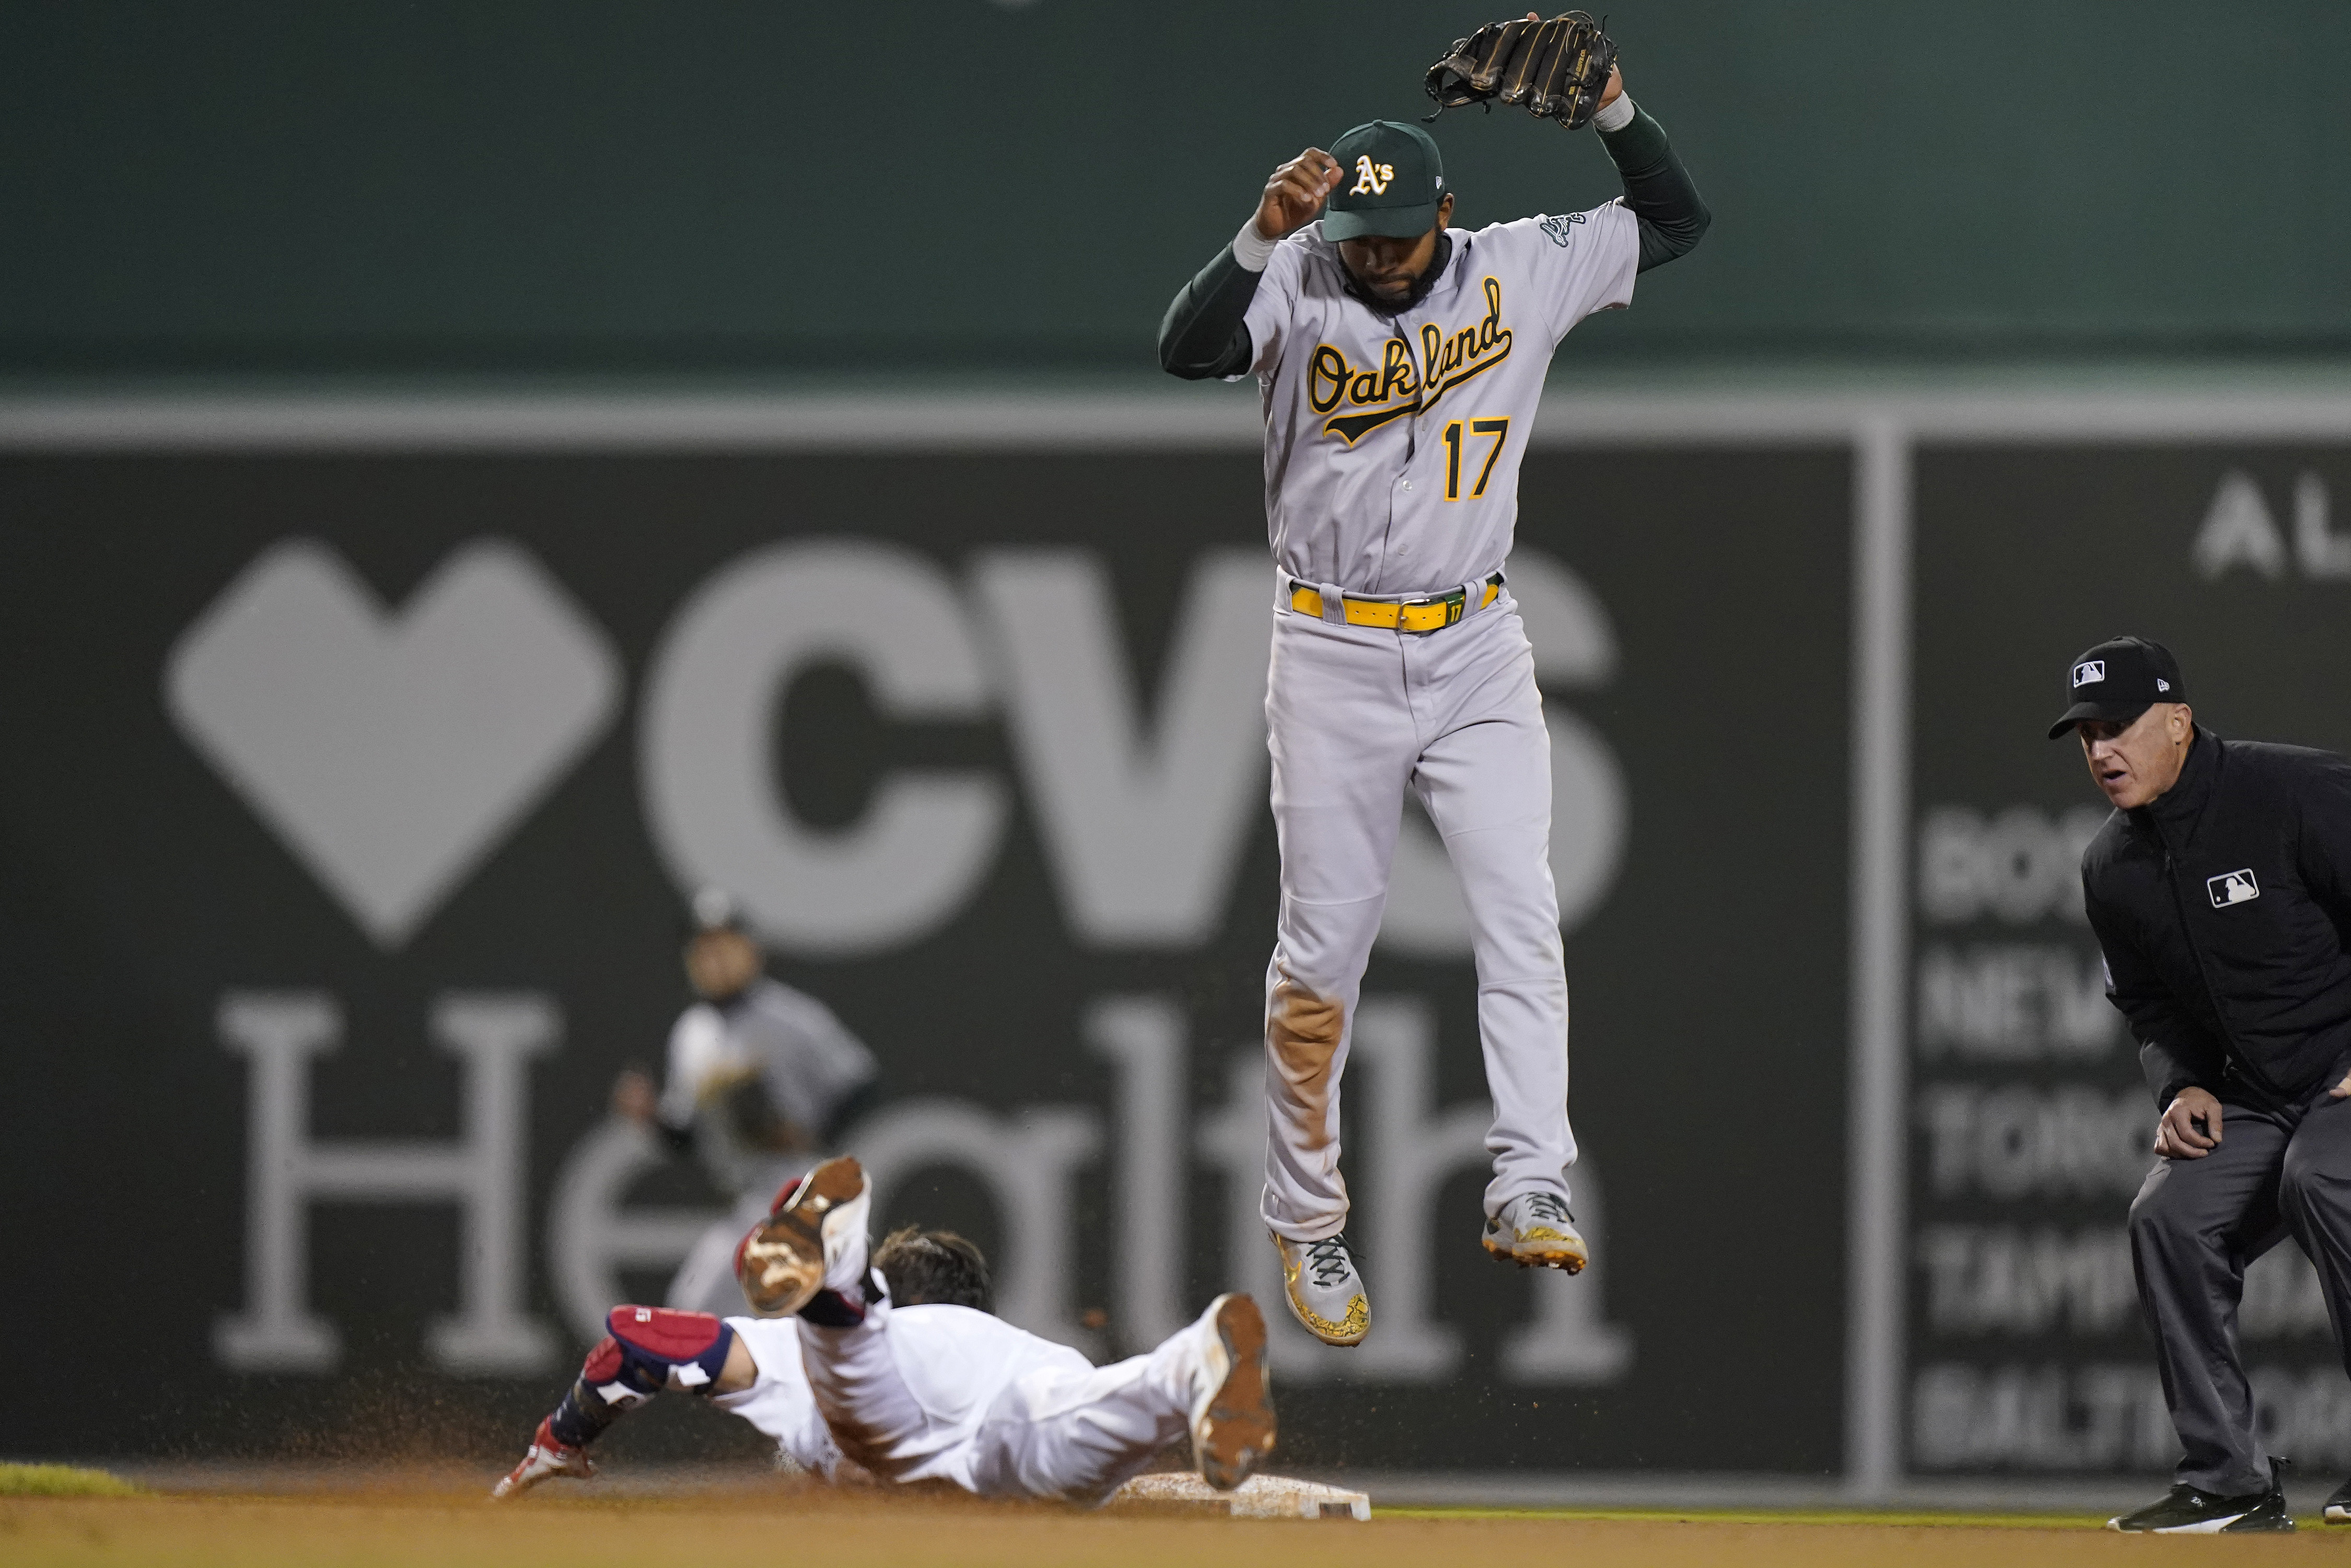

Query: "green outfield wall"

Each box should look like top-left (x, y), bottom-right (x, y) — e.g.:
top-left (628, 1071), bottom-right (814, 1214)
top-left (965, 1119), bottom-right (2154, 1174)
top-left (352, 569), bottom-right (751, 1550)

top-left (3, 1), bottom-right (2345, 375)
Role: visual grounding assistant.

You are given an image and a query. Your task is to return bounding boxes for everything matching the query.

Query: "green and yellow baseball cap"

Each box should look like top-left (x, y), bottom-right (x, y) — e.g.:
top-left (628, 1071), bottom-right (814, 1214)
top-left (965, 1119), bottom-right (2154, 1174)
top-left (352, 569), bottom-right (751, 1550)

top-left (1322, 121), bottom-right (1446, 241)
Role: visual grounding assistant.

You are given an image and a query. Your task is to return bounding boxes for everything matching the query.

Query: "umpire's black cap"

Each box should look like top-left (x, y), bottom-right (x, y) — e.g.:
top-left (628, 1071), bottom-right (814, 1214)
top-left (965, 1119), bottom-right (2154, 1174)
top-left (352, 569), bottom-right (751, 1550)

top-left (2046, 636), bottom-right (2187, 739)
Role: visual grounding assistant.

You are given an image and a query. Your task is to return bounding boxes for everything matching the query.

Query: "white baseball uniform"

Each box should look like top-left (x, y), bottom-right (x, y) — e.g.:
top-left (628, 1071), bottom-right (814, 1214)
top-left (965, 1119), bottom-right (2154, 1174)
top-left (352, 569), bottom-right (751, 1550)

top-left (1240, 202), bottom-right (1641, 1240)
top-left (796, 1290), bottom-right (1214, 1503)
top-left (711, 1314), bottom-right (845, 1477)
top-left (718, 1295), bottom-right (1218, 1504)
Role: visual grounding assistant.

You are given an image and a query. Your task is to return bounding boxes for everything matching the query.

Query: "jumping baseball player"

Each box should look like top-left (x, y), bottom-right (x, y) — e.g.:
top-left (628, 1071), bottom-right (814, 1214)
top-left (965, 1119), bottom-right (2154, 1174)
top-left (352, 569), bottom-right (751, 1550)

top-left (1158, 15), bottom-right (1708, 1344)
top-left (612, 889), bottom-right (881, 1317)
top-left (495, 1159), bottom-right (1276, 1506)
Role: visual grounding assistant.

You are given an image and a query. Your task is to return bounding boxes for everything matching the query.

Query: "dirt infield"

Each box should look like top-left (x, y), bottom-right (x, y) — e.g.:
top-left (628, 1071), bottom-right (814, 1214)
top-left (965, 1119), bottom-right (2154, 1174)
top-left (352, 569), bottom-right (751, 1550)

top-left (7, 1489), bottom-right (2350, 1568)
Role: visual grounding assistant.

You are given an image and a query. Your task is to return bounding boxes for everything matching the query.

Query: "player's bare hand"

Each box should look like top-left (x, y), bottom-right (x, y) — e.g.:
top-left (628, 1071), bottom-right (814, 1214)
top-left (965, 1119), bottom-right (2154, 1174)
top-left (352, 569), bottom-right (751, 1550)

top-left (2155, 1086), bottom-right (2224, 1159)
top-left (611, 1068), bottom-right (658, 1126)
top-left (2331, 1066), bottom-right (2351, 1100)
top-left (1255, 148), bottom-right (1341, 242)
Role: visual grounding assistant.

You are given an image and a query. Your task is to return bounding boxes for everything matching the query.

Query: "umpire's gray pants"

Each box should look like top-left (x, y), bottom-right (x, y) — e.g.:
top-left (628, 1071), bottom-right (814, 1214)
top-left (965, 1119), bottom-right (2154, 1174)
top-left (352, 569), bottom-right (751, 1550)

top-left (2128, 1085), bottom-right (2351, 1494)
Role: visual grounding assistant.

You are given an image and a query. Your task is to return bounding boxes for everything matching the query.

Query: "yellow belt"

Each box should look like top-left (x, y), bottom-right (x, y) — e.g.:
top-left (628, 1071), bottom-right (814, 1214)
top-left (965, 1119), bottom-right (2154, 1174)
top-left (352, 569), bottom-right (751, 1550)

top-left (1288, 574), bottom-right (1503, 634)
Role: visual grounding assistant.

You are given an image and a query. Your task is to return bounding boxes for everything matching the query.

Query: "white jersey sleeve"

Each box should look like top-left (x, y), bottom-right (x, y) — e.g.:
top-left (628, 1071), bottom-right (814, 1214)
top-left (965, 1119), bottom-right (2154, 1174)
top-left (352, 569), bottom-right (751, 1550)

top-left (717, 1315), bottom-right (847, 1478)
top-left (1489, 200), bottom-right (1640, 345)
top-left (658, 1003), bottom-right (736, 1130)
top-left (1241, 234), bottom-right (1310, 378)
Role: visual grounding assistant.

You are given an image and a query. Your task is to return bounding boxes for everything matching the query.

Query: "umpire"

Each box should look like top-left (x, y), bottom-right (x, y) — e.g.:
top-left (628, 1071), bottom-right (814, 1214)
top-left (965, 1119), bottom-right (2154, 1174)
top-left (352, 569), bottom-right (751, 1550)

top-left (2055, 636), bottom-right (2351, 1532)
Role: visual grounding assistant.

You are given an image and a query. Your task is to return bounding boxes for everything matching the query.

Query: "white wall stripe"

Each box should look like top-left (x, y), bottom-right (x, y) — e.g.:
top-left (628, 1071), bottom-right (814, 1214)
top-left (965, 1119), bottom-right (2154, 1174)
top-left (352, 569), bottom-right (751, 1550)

top-left (1845, 420), bottom-right (1913, 1500)
top-left (4, 388), bottom-right (2351, 452)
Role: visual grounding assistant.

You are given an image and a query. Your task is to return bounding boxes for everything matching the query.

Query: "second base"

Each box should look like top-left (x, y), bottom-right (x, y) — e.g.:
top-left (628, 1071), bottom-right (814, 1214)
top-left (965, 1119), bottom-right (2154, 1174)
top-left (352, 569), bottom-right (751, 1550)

top-left (1109, 1472), bottom-right (1370, 1520)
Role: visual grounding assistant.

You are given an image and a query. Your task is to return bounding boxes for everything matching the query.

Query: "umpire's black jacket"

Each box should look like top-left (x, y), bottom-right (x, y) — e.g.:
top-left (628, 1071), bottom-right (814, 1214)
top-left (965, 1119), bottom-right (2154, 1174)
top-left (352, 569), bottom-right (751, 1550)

top-left (2082, 727), bottom-right (2351, 1112)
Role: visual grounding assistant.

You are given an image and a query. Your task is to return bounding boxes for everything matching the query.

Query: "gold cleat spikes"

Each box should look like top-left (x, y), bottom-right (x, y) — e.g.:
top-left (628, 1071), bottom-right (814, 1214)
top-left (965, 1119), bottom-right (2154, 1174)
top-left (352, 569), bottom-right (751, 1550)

top-left (1482, 1190), bottom-right (1589, 1272)
top-left (1270, 1232), bottom-right (1370, 1347)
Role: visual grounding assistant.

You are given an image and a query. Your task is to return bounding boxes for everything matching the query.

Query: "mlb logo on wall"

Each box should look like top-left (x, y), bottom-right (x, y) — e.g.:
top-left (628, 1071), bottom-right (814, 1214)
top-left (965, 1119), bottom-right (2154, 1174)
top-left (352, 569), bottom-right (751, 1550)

top-left (2073, 660), bottom-right (2106, 687)
top-left (2208, 869), bottom-right (2261, 908)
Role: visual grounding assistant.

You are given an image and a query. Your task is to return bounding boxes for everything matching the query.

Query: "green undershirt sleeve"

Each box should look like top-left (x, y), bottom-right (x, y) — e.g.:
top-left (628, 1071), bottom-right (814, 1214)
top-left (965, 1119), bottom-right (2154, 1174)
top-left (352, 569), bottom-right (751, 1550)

top-left (1597, 104), bottom-right (1711, 273)
top-left (1158, 244), bottom-right (1261, 381)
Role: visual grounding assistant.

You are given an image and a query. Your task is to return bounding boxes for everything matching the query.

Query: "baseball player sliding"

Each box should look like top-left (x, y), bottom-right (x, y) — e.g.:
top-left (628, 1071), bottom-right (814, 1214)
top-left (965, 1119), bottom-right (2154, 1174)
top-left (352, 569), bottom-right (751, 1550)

top-left (496, 1223), bottom-right (981, 1490)
top-left (1159, 13), bottom-right (1708, 1345)
top-left (495, 1158), bottom-right (1275, 1506)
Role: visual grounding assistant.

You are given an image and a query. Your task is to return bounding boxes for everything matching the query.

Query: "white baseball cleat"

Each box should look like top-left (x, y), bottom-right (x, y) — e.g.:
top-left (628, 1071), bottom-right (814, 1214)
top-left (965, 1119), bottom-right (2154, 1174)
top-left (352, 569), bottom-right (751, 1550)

top-left (489, 1416), bottom-right (595, 1500)
top-left (1270, 1232), bottom-right (1370, 1346)
top-left (735, 1155), bottom-right (871, 1317)
top-left (1190, 1293), bottom-right (1276, 1492)
top-left (1482, 1191), bottom-right (1589, 1272)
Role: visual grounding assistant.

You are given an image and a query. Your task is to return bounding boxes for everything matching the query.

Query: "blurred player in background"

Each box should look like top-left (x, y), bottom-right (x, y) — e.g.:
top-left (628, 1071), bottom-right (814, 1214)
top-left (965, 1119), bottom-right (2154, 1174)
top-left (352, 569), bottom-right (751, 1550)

top-left (612, 888), bottom-right (881, 1317)
top-left (496, 1158), bottom-right (1275, 1506)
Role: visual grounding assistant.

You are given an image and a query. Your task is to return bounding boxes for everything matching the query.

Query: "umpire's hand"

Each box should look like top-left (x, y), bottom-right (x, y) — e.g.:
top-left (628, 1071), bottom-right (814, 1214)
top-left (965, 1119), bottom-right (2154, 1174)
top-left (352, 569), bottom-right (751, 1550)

top-left (2156, 1086), bottom-right (2224, 1159)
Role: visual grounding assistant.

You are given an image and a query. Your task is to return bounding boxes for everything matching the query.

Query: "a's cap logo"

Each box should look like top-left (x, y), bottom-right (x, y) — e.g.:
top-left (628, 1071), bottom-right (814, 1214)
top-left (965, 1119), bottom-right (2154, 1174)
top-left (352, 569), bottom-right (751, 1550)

top-left (2208, 869), bottom-right (2260, 908)
top-left (2073, 660), bottom-right (2106, 687)
top-left (1350, 156), bottom-right (1395, 196)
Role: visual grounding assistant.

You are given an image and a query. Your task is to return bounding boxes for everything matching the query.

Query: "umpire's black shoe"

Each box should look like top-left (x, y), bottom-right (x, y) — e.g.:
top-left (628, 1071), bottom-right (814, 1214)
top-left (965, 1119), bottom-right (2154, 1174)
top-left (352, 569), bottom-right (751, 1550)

top-left (2323, 1474), bottom-right (2351, 1523)
top-left (2108, 1480), bottom-right (2294, 1532)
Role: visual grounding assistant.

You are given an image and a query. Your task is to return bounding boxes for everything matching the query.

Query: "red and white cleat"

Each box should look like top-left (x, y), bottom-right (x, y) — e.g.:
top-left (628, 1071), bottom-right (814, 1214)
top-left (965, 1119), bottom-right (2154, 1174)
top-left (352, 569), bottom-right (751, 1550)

top-left (489, 1416), bottom-right (596, 1500)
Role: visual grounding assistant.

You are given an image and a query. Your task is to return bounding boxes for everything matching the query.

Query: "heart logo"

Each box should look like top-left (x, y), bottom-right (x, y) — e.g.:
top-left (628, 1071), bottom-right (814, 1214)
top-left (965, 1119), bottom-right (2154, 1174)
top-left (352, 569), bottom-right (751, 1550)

top-left (165, 538), bottom-right (621, 949)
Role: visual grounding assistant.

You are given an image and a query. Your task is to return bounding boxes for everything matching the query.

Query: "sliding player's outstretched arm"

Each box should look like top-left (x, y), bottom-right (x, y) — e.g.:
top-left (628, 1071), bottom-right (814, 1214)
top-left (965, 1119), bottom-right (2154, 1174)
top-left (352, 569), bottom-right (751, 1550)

top-left (491, 1306), bottom-right (759, 1499)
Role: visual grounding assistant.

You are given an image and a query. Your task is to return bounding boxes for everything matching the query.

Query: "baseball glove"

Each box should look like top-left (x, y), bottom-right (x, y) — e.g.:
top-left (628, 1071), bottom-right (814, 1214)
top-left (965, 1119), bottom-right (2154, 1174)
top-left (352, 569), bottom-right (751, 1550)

top-left (1424, 12), bottom-right (1617, 130)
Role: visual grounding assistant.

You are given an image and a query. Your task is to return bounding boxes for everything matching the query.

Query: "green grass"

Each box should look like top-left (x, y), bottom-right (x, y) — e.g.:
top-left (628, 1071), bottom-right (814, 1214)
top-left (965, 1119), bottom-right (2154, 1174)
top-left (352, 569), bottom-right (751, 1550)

top-left (1374, 1506), bottom-right (2106, 1529)
top-left (0, 1463), bottom-right (143, 1498)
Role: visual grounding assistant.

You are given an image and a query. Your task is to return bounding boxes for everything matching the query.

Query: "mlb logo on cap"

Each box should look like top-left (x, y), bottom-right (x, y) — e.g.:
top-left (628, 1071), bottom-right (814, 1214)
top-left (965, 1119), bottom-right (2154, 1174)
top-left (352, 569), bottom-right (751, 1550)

top-left (2046, 636), bottom-right (2189, 739)
top-left (2208, 869), bottom-right (2260, 907)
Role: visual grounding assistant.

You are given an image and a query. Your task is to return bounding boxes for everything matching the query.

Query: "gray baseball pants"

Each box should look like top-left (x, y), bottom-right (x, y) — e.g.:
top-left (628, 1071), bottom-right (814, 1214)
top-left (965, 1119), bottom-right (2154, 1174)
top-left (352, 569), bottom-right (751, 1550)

top-left (1259, 589), bottom-right (1573, 1241)
top-left (2128, 1083), bottom-right (2351, 1494)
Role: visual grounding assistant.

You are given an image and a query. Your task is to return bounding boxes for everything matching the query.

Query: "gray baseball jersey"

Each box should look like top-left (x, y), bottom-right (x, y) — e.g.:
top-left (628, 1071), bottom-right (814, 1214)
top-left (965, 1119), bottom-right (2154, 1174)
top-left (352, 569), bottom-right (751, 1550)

top-left (1242, 202), bottom-right (1638, 595)
top-left (659, 975), bottom-right (878, 1198)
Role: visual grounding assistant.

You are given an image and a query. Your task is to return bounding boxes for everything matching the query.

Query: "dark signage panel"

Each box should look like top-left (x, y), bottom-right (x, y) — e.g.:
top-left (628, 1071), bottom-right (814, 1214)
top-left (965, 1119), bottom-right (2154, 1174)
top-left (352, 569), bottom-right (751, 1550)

top-left (1907, 445), bottom-right (2351, 1478)
top-left (0, 445), bottom-right (1851, 1470)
